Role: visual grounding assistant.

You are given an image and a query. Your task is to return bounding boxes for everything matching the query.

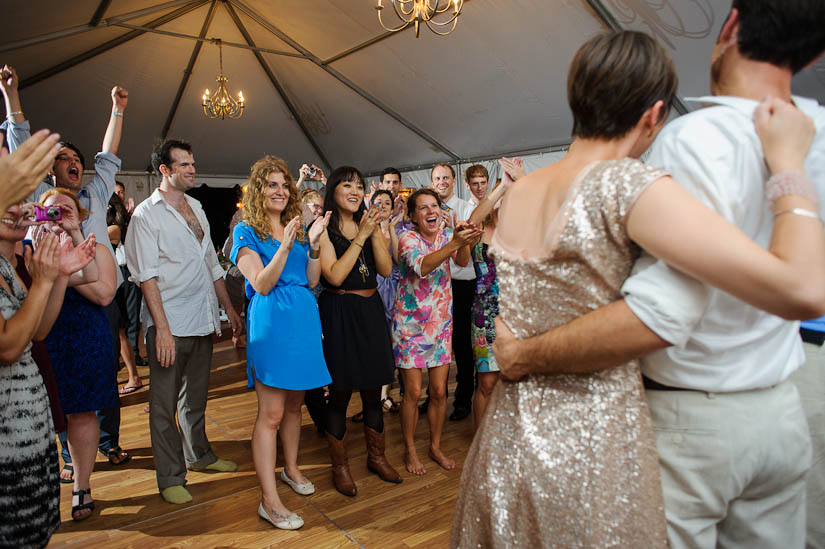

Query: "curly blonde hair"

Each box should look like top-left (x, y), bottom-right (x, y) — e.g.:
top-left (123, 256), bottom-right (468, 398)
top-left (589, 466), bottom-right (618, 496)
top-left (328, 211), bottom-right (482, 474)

top-left (242, 156), bottom-right (306, 244)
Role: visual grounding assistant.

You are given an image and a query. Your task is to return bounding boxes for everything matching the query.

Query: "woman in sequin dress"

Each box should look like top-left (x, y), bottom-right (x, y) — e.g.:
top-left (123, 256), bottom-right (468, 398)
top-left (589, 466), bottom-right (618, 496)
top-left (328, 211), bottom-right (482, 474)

top-left (452, 31), bottom-right (821, 548)
top-left (394, 188), bottom-right (481, 475)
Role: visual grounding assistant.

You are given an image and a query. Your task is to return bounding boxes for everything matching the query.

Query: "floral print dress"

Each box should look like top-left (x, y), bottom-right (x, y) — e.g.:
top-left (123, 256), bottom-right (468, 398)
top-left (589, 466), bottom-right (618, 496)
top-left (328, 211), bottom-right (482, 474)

top-left (392, 227), bottom-right (454, 369)
top-left (471, 241), bottom-right (500, 373)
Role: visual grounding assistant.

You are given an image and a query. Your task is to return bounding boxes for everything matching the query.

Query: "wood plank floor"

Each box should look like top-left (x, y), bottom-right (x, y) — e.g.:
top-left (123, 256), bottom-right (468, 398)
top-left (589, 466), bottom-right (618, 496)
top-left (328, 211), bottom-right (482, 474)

top-left (47, 334), bottom-right (476, 548)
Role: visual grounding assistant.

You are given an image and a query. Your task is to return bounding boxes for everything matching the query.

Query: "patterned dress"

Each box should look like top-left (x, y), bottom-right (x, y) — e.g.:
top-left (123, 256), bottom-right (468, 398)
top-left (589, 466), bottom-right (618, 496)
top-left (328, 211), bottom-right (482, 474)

top-left (452, 159), bottom-right (669, 548)
top-left (471, 241), bottom-right (499, 373)
top-left (392, 227), bottom-right (454, 369)
top-left (0, 256), bottom-right (60, 548)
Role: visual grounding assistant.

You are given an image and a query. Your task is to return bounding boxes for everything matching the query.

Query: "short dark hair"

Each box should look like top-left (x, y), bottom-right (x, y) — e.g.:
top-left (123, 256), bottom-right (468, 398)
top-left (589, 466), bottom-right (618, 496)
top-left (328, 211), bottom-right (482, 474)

top-left (371, 189), bottom-right (393, 206)
top-left (58, 141), bottom-right (85, 170)
top-left (731, 0), bottom-right (825, 73)
top-left (407, 188), bottom-right (442, 219)
top-left (151, 139), bottom-right (193, 175)
top-left (568, 31), bottom-right (677, 140)
top-left (323, 166), bottom-right (367, 237)
top-left (114, 181), bottom-right (125, 190)
top-left (381, 167), bottom-right (401, 180)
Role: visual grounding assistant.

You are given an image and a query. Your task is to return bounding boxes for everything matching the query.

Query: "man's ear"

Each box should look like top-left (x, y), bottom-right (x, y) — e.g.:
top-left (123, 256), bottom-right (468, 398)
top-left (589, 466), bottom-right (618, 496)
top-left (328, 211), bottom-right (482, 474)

top-left (158, 164), bottom-right (169, 178)
top-left (718, 7), bottom-right (739, 47)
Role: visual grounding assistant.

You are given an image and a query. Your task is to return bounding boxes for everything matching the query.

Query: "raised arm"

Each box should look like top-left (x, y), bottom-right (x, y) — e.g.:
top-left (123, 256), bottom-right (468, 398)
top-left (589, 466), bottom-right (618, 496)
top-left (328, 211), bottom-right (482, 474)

top-left (101, 86), bottom-right (128, 156)
top-left (0, 65), bottom-right (23, 124)
top-left (0, 233), bottom-right (59, 363)
top-left (627, 99), bottom-right (825, 320)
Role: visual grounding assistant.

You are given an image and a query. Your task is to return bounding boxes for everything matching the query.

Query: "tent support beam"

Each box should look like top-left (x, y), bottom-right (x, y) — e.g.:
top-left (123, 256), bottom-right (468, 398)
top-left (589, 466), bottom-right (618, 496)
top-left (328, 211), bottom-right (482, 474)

top-left (160, 0), bottom-right (218, 140)
top-left (89, 0), bottom-right (113, 27)
top-left (223, 1), bottom-right (333, 171)
top-left (0, 0), bottom-right (199, 54)
top-left (322, 30), bottom-right (403, 65)
top-left (229, 0), bottom-right (461, 161)
top-left (20, 0), bottom-right (209, 90)
top-left (584, 0), bottom-right (689, 115)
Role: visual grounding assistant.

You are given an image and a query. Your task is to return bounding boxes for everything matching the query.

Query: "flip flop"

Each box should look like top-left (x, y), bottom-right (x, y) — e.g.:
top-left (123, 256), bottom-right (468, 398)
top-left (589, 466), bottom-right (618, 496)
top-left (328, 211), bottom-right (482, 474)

top-left (119, 384), bottom-right (141, 395)
top-left (102, 446), bottom-right (131, 466)
top-left (60, 464), bottom-right (74, 484)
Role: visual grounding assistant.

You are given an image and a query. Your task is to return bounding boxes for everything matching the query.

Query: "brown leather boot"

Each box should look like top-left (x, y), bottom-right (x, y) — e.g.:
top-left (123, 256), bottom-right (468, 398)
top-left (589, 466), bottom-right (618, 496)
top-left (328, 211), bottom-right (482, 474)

top-left (325, 432), bottom-right (357, 496)
top-left (364, 425), bottom-right (402, 484)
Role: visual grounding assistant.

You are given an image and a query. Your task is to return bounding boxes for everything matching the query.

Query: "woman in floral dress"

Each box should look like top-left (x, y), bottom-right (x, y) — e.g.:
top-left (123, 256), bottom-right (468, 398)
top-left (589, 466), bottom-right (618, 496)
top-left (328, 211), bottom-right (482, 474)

top-left (393, 188), bottom-right (480, 475)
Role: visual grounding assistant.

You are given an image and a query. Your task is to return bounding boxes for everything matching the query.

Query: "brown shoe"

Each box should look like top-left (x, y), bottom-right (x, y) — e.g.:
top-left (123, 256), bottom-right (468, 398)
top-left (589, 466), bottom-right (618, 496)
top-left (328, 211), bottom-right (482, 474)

top-left (325, 432), bottom-right (357, 496)
top-left (364, 426), bottom-right (402, 484)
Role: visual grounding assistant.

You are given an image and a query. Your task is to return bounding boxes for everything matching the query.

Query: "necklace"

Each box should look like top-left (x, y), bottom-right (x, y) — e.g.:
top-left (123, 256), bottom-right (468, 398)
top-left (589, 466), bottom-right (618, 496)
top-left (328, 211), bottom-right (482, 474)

top-left (343, 235), bottom-right (369, 283)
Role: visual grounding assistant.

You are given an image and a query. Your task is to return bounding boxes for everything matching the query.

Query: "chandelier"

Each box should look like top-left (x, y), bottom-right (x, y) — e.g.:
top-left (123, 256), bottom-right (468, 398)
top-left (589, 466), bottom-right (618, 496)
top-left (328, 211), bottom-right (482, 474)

top-left (202, 40), bottom-right (245, 120)
top-left (375, 0), bottom-right (464, 37)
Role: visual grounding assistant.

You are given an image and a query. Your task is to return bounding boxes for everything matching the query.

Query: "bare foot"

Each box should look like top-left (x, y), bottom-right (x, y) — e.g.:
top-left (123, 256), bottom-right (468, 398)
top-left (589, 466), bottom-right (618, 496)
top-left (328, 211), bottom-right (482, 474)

top-left (428, 447), bottom-right (456, 470)
top-left (405, 449), bottom-right (427, 475)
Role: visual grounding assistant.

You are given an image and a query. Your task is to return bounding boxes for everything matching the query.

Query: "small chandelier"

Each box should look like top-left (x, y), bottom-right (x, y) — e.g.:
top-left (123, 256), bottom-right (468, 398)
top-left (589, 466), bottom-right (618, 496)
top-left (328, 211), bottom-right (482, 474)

top-left (375, 0), bottom-right (464, 37)
top-left (202, 40), bottom-right (244, 120)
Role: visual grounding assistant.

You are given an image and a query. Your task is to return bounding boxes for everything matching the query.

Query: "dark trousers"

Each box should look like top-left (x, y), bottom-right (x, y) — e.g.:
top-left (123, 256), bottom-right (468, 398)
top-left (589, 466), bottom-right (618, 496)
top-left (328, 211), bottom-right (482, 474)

top-left (451, 278), bottom-right (476, 410)
top-left (119, 265), bottom-right (142, 355)
top-left (59, 301), bottom-right (122, 463)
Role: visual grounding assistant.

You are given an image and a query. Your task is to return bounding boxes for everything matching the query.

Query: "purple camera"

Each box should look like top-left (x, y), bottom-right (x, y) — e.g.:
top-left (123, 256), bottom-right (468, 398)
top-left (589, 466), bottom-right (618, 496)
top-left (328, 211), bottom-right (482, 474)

top-left (34, 205), bottom-right (62, 222)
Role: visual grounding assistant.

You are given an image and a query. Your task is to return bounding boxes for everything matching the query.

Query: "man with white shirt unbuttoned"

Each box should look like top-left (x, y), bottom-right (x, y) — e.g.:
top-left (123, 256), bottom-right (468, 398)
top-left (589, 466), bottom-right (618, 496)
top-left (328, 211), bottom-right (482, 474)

top-left (431, 163), bottom-right (476, 421)
top-left (491, 2), bottom-right (825, 547)
top-left (126, 139), bottom-right (242, 505)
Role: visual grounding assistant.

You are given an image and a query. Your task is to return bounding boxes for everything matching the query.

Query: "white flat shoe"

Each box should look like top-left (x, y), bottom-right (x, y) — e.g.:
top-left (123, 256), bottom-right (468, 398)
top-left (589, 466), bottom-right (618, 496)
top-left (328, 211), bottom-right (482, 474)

top-left (281, 469), bottom-right (316, 495)
top-left (258, 503), bottom-right (304, 530)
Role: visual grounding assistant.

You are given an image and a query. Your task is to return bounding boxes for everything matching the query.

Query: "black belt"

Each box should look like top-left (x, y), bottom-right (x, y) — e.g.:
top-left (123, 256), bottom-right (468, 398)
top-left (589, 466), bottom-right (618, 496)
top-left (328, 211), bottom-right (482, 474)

top-left (800, 328), bottom-right (825, 346)
top-left (642, 375), bottom-right (692, 392)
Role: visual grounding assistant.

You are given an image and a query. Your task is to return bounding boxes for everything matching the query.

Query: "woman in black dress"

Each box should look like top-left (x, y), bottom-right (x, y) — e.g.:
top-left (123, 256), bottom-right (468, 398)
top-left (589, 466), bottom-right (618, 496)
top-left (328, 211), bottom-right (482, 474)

top-left (317, 166), bottom-right (402, 496)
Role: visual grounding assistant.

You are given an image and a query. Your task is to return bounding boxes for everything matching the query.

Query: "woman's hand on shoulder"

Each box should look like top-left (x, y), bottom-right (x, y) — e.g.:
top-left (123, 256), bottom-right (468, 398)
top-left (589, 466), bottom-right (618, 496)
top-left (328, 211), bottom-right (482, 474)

top-left (755, 96), bottom-right (814, 175)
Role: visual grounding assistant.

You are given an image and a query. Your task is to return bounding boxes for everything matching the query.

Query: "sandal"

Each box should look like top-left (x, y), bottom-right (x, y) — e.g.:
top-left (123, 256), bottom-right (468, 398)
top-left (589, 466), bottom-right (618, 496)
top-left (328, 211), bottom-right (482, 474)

top-left (71, 488), bottom-right (95, 521)
top-left (102, 446), bottom-right (131, 466)
top-left (119, 383), bottom-right (142, 395)
top-left (382, 397), bottom-right (401, 413)
top-left (351, 411), bottom-right (364, 423)
top-left (60, 463), bottom-right (74, 484)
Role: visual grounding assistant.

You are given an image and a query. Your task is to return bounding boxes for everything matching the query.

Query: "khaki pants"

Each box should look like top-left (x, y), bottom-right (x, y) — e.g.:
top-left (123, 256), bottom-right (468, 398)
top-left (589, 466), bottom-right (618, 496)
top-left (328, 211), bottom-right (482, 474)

top-left (147, 327), bottom-right (217, 490)
top-left (791, 342), bottom-right (825, 549)
top-left (647, 380), bottom-right (811, 549)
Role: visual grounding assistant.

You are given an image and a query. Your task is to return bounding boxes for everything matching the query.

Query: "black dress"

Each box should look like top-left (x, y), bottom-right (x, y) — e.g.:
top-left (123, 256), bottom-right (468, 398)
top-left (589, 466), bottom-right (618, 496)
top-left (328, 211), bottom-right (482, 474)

top-left (318, 231), bottom-right (395, 390)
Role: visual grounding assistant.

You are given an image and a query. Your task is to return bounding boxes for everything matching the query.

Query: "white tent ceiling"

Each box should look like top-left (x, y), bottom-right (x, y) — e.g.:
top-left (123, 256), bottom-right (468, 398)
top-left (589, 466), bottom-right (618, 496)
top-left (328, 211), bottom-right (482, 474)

top-left (3, 0), bottom-right (824, 178)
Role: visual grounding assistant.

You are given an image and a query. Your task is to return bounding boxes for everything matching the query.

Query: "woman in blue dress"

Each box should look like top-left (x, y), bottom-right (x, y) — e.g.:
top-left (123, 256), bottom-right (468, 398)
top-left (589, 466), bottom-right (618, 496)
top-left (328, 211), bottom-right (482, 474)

top-left (231, 156), bottom-right (331, 531)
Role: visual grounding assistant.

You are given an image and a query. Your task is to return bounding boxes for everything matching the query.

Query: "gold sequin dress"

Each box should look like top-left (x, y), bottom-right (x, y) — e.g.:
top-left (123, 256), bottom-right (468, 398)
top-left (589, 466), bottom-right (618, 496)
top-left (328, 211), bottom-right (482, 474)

top-left (451, 159), bottom-right (669, 548)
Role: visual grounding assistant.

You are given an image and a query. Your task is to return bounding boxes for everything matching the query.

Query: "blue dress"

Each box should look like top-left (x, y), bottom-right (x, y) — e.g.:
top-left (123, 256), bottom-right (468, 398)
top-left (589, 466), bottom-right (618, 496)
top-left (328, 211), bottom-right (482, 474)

top-left (231, 222), bottom-right (331, 391)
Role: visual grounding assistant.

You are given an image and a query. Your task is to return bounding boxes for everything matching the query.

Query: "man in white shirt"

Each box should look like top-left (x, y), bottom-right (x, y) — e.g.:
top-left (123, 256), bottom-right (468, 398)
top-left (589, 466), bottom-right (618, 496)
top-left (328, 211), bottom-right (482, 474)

top-left (430, 163), bottom-right (476, 421)
top-left (126, 139), bottom-right (242, 505)
top-left (491, 2), bottom-right (825, 547)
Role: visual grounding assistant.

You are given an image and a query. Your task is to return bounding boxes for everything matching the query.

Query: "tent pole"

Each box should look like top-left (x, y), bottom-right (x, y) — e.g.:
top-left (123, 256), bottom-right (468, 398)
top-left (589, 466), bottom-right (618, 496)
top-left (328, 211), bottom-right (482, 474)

top-left (19, 0), bottom-right (210, 90)
top-left (229, 0), bottom-right (461, 162)
top-left (223, 0), bottom-right (333, 172)
top-left (88, 0), bottom-right (113, 27)
top-left (160, 0), bottom-right (219, 140)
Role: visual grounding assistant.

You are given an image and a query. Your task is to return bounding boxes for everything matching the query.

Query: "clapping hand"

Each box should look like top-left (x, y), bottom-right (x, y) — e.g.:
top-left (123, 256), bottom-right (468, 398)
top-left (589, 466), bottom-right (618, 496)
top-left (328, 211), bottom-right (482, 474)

top-left (452, 222), bottom-right (482, 247)
top-left (26, 230), bottom-right (60, 285)
top-left (499, 157), bottom-right (525, 188)
top-left (308, 211), bottom-right (331, 249)
top-left (57, 232), bottom-right (96, 276)
top-left (357, 206), bottom-right (381, 240)
top-left (0, 130), bottom-right (61, 210)
top-left (282, 216), bottom-right (300, 250)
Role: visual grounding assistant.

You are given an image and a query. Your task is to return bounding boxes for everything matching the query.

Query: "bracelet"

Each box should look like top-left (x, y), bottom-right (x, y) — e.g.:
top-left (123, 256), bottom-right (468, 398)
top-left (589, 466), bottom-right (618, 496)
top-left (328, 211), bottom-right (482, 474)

top-left (765, 172), bottom-right (818, 211)
top-left (352, 241), bottom-right (363, 249)
top-left (6, 110), bottom-right (23, 119)
top-left (309, 247), bottom-right (320, 259)
top-left (775, 208), bottom-right (822, 221)
top-left (112, 111), bottom-right (124, 117)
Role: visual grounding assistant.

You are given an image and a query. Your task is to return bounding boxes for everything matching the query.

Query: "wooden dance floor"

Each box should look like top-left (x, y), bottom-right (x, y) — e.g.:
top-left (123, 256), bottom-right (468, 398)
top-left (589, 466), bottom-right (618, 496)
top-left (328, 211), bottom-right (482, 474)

top-left (48, 331), bottom-right (473, 548)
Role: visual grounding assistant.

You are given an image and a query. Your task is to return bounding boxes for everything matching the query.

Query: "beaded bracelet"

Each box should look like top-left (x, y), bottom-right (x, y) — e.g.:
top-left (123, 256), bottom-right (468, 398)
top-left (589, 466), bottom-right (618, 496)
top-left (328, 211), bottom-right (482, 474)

top-left (765, 171), bottom-right (818, 212)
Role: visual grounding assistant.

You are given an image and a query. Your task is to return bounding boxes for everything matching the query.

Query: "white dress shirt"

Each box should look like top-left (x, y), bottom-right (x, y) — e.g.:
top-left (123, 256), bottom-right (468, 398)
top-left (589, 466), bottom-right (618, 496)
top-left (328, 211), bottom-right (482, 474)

top-left (622, 95), bottom-right (825, 392)
top-left (445, 194), bottom-right (476, 281)
top-left (125, 189), bottom-right (225, 338)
